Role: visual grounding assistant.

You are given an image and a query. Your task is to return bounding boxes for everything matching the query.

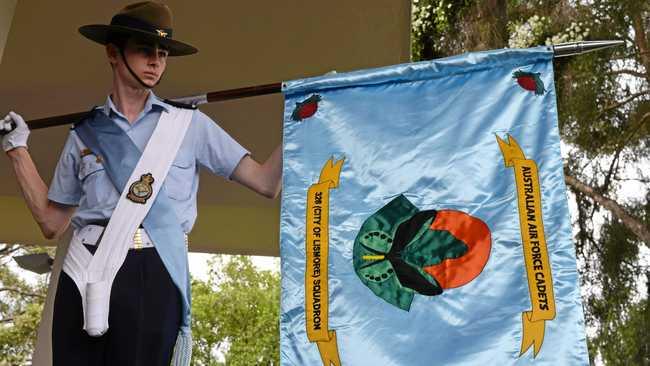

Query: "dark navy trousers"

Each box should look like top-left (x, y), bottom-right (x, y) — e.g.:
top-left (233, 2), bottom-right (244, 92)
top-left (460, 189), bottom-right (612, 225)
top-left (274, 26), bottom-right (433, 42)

top-left (52, 245), bottom-right (182, 366)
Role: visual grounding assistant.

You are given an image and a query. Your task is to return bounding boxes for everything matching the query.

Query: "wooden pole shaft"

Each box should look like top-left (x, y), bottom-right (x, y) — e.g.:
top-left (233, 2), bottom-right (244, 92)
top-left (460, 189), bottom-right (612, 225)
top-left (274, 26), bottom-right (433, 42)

top-left (22, 82), bottom-right (283, 131)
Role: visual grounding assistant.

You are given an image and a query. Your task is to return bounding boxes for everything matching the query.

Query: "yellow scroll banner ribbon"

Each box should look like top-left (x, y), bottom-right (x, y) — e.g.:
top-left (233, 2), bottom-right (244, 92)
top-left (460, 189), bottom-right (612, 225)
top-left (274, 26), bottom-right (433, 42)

top-left (497, 134), bottom-right (556, 358)
top-left (305, 158), bottom-right (345, 366)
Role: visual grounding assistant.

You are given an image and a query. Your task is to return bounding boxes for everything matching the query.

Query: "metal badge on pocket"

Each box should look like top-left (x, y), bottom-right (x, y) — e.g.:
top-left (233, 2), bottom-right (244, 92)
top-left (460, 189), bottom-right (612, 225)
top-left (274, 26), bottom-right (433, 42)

top-left (127, 173), bottom-right (155, 204)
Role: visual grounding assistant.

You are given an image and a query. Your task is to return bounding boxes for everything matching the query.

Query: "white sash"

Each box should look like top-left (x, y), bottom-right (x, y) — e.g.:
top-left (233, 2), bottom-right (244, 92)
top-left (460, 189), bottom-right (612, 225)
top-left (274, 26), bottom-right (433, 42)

top-left (62, 106), bottom-right (193, 336)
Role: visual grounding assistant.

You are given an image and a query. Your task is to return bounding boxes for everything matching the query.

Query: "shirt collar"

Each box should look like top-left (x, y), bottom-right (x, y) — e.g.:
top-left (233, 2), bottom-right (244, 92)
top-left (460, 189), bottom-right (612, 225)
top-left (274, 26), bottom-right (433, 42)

top-left (101, 91), bottom-right (170, 119)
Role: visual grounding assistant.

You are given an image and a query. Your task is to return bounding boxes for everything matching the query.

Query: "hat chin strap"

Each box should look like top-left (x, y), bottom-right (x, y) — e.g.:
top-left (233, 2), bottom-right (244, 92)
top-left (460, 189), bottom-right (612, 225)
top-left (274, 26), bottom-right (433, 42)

top-left (119, 47), bottom-right (164, 90)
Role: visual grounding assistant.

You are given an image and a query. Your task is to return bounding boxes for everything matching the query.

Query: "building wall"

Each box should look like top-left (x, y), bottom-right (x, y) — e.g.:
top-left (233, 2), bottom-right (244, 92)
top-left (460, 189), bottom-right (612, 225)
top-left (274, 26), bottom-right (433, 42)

top-left (0, 0), bottom-right (17, 65)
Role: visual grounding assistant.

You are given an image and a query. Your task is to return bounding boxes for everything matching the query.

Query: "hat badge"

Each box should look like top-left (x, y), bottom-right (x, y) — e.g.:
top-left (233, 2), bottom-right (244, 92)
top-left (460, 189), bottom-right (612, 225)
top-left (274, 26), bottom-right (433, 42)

top-left (156, 29), bottom-right (168, 38)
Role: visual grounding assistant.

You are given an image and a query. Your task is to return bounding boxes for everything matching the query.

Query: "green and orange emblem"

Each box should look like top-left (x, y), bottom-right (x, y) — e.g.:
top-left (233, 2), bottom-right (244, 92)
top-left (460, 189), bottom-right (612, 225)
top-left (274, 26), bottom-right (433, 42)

top-left (353, 195), bottom-right (492, 310)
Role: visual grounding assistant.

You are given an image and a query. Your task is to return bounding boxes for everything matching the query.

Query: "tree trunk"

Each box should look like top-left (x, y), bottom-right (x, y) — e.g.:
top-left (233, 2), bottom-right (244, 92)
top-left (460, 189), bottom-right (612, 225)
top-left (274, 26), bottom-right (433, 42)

top-left (483, 0), bottom-right (509, 48)
top-left (631, 13), bottom-right (650, 81)
top-left (467, 0), bottom-right (509, 50)
top-left (565, 173), bottom-right (650, 247)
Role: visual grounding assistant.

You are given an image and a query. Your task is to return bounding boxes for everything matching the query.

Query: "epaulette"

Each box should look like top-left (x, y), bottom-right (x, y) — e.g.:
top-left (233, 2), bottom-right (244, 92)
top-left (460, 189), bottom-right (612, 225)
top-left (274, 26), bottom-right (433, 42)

top-left (162, 98), bottom-right (198, 110)
top-left (70, 107), bottom-right (100, 130)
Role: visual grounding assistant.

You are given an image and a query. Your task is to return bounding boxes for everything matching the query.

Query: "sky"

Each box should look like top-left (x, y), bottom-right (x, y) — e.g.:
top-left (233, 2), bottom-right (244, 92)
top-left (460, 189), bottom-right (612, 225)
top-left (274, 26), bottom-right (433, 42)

top-left (188, 252), bottom-right (279, 281)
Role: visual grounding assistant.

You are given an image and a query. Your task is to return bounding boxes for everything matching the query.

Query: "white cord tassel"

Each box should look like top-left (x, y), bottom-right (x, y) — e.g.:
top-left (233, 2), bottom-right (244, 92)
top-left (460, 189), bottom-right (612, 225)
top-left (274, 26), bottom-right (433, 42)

top-left (171, 330), bottom-right (192, 366)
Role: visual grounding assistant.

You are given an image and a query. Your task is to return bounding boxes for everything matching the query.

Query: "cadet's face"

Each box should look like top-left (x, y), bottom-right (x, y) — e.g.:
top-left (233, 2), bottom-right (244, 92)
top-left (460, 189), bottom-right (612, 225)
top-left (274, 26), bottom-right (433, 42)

top-left (110, 38), bottom-right (169, 88)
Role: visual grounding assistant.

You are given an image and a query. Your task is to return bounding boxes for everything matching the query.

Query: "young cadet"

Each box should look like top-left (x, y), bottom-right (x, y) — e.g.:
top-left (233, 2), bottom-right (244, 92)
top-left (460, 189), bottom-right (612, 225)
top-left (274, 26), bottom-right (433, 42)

top-left (1, 2), bottom-right (281, 365)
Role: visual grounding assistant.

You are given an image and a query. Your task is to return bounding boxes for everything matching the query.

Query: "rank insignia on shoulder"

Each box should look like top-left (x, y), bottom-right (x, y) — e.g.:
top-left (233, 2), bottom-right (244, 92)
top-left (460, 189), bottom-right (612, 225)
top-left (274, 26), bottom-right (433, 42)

top-left (127, 173), bottom-right (155, 204)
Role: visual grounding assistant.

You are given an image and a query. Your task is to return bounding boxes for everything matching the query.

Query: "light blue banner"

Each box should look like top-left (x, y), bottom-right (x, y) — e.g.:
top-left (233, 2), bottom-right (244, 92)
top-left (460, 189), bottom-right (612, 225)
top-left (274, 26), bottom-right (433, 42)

top-left (280, 47), bottom-right (589, 365)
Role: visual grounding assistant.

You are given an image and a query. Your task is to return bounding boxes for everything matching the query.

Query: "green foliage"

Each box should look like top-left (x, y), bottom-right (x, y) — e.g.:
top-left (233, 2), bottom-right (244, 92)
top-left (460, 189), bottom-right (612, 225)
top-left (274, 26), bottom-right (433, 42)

top-left (411, 0), bottom-right (474, 60)
top-left (589, 298), bottom-right (649, 365)
top-left (412, 1), bottom-right (649, 364)
top-left (0, 248), bottom-right (280, 366)
top-left (0, 244), bottom-right (51, 366)
top-left (556, 52), bottom-right (621, 157)
top-left (0, 302), bottom-right (43, 366)
top-left (191, 255), bottom-right (280, 366)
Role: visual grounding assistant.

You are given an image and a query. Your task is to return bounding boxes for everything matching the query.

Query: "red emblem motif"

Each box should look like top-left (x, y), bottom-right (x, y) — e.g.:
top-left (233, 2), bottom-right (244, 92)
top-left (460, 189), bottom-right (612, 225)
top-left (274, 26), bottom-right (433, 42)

top-left (513, 70), bottom-right (546, 95)
top-left (291, 94), bottom-right (321, 121)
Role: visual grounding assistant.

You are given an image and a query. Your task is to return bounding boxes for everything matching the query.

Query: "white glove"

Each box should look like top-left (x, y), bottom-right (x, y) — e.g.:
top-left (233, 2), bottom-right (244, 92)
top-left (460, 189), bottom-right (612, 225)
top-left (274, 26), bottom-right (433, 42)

top-left (1, 111), bottom-right (30, 152)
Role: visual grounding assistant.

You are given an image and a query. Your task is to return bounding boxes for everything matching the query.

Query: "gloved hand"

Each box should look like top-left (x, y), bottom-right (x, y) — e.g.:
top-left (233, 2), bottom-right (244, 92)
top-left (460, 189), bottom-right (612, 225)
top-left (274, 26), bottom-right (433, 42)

top-left (1, 111), bottom-right (30, 152)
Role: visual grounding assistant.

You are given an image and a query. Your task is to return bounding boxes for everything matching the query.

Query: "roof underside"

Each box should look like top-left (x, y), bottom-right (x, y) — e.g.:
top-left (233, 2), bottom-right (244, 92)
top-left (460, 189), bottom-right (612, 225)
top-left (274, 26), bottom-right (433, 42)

top-left (0, 1), bottom-right (411, 256)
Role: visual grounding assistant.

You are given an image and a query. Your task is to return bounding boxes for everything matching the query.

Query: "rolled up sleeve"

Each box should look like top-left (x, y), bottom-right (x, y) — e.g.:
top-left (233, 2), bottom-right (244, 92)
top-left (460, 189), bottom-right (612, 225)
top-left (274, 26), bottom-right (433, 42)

top-left (194, 111), bottom-right (249, 179)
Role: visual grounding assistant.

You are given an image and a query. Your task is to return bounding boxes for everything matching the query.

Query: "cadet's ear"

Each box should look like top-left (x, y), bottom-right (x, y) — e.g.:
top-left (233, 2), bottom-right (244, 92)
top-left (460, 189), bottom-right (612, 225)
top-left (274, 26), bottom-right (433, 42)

top-left (106, 43), bottom-right (119, 68)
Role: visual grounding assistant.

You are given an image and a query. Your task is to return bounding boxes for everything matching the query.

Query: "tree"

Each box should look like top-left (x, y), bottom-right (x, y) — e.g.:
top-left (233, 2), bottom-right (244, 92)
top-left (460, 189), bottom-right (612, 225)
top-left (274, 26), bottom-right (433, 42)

top-left (0, 244), bottom-right (51, 366)
top-left (412, 1), bottom-right (649, 364)
top-left (0, 249), bottom-right (281, 365)
top-left (191, 255), bottom-right (280, 365)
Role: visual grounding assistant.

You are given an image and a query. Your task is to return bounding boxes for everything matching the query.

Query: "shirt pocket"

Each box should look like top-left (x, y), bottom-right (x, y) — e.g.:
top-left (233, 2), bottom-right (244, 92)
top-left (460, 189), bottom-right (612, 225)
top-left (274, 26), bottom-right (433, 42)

top-left (165, 152), bottom-right (195, 201)
top-left (78, 155), bottom-right (112, 207)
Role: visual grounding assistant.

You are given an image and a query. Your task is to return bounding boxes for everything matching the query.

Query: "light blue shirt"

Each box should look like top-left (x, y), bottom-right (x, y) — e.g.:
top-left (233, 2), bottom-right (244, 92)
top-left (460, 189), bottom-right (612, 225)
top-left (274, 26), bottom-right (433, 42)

top-left (48, 91), bottom-right (249, 233)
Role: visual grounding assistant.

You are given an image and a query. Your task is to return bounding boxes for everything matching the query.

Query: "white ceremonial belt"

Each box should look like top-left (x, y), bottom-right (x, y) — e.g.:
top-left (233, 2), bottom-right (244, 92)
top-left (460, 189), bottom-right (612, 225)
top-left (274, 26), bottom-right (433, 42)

top-left (75, 225), bottom-right (152, 250)
top-left (75, 225), bottom-right (189, 250)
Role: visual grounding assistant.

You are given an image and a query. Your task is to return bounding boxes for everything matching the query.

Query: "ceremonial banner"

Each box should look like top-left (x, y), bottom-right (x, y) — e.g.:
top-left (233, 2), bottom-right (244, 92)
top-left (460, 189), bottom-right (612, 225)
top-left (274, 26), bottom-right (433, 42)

top-left (280, 47), bottom-right (589, 365)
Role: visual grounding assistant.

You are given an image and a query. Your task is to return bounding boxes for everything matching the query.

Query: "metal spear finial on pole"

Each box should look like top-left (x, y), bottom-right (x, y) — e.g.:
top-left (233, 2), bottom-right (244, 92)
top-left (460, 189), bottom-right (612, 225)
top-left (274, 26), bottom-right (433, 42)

top-left (169, 40), bottom-right (627, 108)
top-left (552, 40), bottom-right (625, 58)
top-left (0, 40), bottom-right (626, 134)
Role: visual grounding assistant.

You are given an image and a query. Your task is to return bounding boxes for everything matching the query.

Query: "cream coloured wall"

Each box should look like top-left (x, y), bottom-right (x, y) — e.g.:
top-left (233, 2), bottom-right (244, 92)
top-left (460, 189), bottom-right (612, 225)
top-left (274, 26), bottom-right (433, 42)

top-left (0, 0), bottom-right (17, 65)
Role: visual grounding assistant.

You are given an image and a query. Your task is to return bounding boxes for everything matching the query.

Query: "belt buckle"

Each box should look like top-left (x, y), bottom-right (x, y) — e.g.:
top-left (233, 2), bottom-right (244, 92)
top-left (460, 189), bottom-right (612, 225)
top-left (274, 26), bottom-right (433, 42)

top-left (133, 228), bottom-right (144, 250)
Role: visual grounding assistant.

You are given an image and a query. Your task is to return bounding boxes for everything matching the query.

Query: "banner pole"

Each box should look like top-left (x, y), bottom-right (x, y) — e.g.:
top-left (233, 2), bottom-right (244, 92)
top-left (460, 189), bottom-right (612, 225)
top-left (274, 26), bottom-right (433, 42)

top-left (1, 40), bottom-right (623, 134)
